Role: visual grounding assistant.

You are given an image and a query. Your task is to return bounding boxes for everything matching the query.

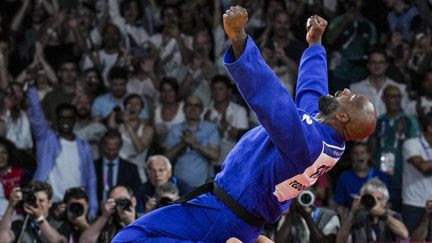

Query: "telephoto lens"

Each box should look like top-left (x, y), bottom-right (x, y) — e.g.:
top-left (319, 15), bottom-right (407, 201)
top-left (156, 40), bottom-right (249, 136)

top-left (360, 194), bottom-right (376, 210)
top-left (68, 203), bottom-right (84, 219)
top-left (298, 190), bottom-right (315, 207)
top-left (115, 198), bottom-right (132, 211)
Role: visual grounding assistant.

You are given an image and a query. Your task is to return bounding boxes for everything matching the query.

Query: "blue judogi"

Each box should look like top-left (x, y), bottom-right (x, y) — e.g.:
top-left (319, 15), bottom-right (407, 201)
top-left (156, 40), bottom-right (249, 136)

top-left (112, 36), bottom-right (345, 243)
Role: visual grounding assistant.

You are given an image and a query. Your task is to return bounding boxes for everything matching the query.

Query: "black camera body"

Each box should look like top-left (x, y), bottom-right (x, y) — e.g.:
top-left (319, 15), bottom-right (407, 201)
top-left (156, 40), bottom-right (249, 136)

top-left (21, 187), bottom-right (37, 208)
top-left (360, 194), bottom-right (376, 210)
top-left (115, 198), bottom-right (132, 211)
top-left (68, 202), bottom-right (85, 219)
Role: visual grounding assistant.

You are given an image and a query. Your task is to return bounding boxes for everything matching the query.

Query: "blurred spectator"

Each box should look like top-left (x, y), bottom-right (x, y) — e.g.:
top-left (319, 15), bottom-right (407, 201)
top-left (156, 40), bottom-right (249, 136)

top-left (411, 197), bottom-right (432, 242)
top-left (179, 29), bottom-right (218, 106)
top-left (371, 84), bottom-right (419, 212)
top-left (164, 95), bottom-right (220, 194)
top-left (258, 9), bottom-right (306, 65)
top-left (0, 182), bottom-right (68, 243)
top-left (79, 185), bottom-right (137, 243)
top-left (108, 0), bottom-right (149, 48)
top-left (153, 182), bottom-right (179, 209)
top-left (350, 49), bottom-right (410, 117)
top-left (408, 30), bottom-right (432, 79)
top-left (0, 137), bottom-right (28, 217)
top-left (95, 129), bottom-right (141, 201)
top-left (136, 155), bottom-right (176, 214)
top-left (82, 23), bottom-right (122, 85)
top-left (204, 75), bottom-right (249, 173)
top-left (153, 77), bottom-right (185, 148)
top-left (108, 94), bottom-right (154, 182)
top-left (41, 57), bottom-right (79, 126)
top-left (92, 66), bottom-right (148, 121)
top-left (27, 85), bottom-right (98, 217)
top-left (82, 68), bottom-right (106, 97)
top-left (401, 114), bottom-right (432, 233)
top-left (327, 0), bottom-right (378, 92)
top-left (127, 49), bottom-right (160, 107)
top-left (406, 69), bottom-right (432, 117)
top-left (54, 187), bottom-right (91, 243)
top-left (0, 35), bottom-right (14, 91)
top-left (73, 92), bottom-right (107, 160)
top-left (275, 191), bottom-right (340, 243)
top-left (415, 0), bottom-right (432, 28)
top-left (0, 82), bottom-right (33, 150)
top-left (336, 178), bottom-right (409, 243)
top-left (334, 142), bottom-right (390, 219)
top-left (384, 0), bottom-right (420, 41)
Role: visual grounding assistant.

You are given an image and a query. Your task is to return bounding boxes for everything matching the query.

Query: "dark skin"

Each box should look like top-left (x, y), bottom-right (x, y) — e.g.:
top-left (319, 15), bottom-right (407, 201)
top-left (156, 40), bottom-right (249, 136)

top-left (57, 108), bottom-right (76, 141)
top-left (223, 6), bottom-right (377, 141)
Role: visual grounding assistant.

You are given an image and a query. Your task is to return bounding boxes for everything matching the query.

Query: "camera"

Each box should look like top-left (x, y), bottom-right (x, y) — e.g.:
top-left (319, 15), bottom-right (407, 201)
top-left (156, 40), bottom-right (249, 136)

top-left (157, 197), bottom-right (174, 208)
top-left (298, 190), bottom-right (315, 207)
top-left (360, 194), bottom-right (376, 210)
top-left (115, 198), bottom-right (132, 211)
top-left (21, 186), bottom-right (37, 208)
top-left (67, 202), bottom-right (84, 219)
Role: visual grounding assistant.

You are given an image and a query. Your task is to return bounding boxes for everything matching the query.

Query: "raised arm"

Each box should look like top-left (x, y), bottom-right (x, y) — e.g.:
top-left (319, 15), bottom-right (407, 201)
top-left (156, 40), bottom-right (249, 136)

top-left (223, 6), bottom-right (308, 157)
top-left (26, 85), bottom-right (50, 140)
top-left (295, 16), bottom-right (329, 116)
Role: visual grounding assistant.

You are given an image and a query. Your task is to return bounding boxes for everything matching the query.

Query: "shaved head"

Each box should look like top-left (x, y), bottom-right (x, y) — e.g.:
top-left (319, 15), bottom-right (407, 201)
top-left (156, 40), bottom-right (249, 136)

top-left (318, 89), bottom-right (377, 141)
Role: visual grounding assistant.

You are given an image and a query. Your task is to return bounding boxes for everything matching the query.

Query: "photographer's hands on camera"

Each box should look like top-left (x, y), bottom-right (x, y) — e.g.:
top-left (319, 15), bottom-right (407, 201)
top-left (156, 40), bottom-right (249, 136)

top-left (351, 194), bottom-right (387, 218)
top-left (102, 198), bottom-right (135, 226)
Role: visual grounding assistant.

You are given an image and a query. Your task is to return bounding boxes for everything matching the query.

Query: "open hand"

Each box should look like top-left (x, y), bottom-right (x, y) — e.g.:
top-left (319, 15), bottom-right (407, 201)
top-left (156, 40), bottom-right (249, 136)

top-left (306, 15), bottom-right (327, 46)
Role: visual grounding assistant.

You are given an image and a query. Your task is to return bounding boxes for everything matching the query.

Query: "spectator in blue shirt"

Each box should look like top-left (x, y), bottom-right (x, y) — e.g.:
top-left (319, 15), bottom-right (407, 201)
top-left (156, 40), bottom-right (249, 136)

top-left (334, 142), bottom-right (390, 219)
top-left (27, 85), bottom-right (98, 217)
top-left (164, 95), bottom-right (220, 194)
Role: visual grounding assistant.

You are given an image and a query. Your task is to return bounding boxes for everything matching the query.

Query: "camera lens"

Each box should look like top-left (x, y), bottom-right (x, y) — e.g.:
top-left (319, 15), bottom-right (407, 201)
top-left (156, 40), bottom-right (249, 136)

top-left (360, 194), bottom-right (376, 210)
top-left (68, 203), bottom-right (84, 218)
top-left (115, 198), bottom-right (132, 211)
top-left (298, 190), bottom-right (315, 207)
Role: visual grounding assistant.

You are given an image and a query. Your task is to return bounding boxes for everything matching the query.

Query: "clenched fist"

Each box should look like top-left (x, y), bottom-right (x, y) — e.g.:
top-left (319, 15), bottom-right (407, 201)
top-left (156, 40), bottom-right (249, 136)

top-left (223, 6), bottom-right (248, 42)
top-left (306, 15), bottom-right (328, 46)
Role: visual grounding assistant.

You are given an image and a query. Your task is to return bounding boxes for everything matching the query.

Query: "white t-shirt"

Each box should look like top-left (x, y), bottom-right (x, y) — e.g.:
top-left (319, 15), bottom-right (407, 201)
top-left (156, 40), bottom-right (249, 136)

top-left (154, 102), bottom-right (186, 144)
top-left (127, 76), bottom-right (160, 106)
top-left (48, 139), bottom-right (82, 202)
top-left (350, 77), bottom-right (410, 117)
top-left (402, 136), bottom-right (432, 207)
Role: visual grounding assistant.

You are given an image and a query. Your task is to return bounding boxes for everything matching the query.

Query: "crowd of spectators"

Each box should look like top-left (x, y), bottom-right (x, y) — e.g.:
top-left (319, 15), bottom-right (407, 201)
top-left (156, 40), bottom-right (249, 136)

top-left (0, 0), bottom-right (431, 242)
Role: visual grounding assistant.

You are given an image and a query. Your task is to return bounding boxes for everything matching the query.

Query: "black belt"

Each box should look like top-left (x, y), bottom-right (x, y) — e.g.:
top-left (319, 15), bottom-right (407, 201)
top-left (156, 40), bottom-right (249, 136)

top-left (174, 180), bottom-right (265, 227)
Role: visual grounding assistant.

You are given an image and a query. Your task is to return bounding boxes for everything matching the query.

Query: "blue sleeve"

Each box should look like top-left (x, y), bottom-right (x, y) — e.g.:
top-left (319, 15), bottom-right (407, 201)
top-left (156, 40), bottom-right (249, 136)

top-left (295, 45), bottom-right (329, 116)
top-left (164, 124), bottom-right (182, 148)
top-left (224, 36), bottom-right (310, 159)
top-left (26, 86), bottom-right (51, 140)
top-left (206, 122), bottom-right (220, 146)
top-left (91, 97), bottom-right (103, 118)
top-left (84, 143), bottom-right (98, 217)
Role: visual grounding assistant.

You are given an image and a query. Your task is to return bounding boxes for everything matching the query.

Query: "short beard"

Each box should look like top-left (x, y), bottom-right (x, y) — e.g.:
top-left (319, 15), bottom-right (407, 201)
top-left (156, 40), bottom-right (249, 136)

top-left (318, 95), bottom-right (340, 116)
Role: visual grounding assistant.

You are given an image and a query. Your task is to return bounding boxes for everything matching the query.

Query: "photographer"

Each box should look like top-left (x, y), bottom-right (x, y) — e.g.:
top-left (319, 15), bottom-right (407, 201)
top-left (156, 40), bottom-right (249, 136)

top-left (275, 190), bottom-right (340, 243)
top-left (53, 187), bottom-right (90, 242)
top-left (79, 185), bottom-right (136, 243)
top-left (336, 178), bottom-right (408, 243)
top-left (0, 182), bottom-right (68, 243)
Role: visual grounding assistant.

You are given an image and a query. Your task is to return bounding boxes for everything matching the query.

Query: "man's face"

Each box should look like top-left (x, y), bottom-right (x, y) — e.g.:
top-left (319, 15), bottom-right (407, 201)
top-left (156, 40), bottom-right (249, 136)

top-left (147, 159), bottom-right (171, 186)
top-left (367, 53), bottom-right (388, 77)
top-left (111, 78), bottom-right (127, 98)
top-left (382, 86), bottom-right (401, 113)
top-left (58, 63), bottom-right (78, 85)
top-left (57, 109), bottom-right (76, 135)
top-left (108, 186), bottom-right (136, 211)
top-left (31, 191), bottom-right (52, 216)
top-left (211, 82), bottom-right (230, 103)
top-left (75, 95), bottom-right (91, 118)
top-left (351, 145), bottom-right (370, 171)
top-left (123, 1), bottom-right (139, 23)
top-left (161, 83), bottom-right (177, 103)
top-left (104, 25), bottom-right (121, 48)
top-left (102, 137), bottom-right (121, 161)
top-left (193, 32), bottom-right (211, 56)
top-left (274, 12), bottom-right (290, 37)
top-left (184, 97), bottom-right (203, 121)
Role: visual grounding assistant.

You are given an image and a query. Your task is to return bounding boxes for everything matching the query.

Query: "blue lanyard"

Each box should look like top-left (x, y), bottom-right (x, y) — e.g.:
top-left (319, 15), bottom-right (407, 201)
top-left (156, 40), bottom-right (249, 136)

top-left (419, 137), bottom-right (432, 159)
top-left (312, 207), bottom-right (320, 222)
